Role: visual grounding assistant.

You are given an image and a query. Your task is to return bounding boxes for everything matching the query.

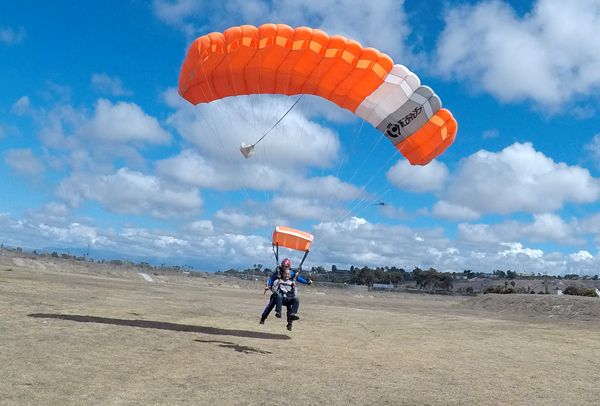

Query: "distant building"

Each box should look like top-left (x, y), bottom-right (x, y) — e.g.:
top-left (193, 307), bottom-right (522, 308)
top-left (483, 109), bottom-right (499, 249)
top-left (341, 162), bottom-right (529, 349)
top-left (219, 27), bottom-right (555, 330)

top-left (372, 283), bottom-right (394, 291)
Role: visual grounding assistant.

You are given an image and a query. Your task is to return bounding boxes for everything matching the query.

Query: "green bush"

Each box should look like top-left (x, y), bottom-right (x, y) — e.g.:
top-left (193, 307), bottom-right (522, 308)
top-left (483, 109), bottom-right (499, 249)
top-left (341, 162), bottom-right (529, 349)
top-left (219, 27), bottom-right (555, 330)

top-left (563, 286), bottom-right (599, 297)
top-left (484, 285), bottom-right (517, 294)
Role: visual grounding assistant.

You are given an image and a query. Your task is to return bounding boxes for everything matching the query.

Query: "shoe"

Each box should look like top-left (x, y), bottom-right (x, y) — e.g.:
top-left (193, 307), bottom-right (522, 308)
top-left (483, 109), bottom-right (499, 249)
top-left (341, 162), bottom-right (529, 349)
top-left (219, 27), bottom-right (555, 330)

top-left (259, 318), bottom-right (265, 324)
top-left (286, 323), bottom-right (292, 331)
top-left (275, 312), bottom-right (282, 318)
top-left (289, 313), bottom-right (300, 321)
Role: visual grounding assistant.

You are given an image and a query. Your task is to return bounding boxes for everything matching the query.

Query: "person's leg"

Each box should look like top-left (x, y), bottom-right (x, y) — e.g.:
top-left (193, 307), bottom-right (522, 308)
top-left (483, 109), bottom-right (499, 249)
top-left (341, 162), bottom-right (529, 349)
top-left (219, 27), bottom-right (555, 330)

top-left (275, 293), bottom-right (283, 317)
top-left (290, 297), bottom-right (299, 317)
top-left (284, 299), bottom-right (294, 331)
top-left (260, 294), bottom-right (276, 323)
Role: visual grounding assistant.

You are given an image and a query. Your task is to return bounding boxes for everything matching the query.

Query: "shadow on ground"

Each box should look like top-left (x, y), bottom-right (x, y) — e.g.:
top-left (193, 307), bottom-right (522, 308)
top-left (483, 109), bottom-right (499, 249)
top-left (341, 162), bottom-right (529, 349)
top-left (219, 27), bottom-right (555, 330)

top-left (28, 313), bottom-right (291, 340)
top-left (194, 339), bottom-right (272, 354)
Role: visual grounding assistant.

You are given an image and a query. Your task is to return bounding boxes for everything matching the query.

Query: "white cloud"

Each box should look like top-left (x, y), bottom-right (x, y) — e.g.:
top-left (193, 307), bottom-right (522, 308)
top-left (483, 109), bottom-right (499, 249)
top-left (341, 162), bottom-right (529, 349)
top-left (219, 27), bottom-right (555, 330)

top-left (387, 159), bottom-right (448, 193)
top-left (0, 26), bottom-right (25, 45)
top-left (11, 96), bottom-right (32, 115)
top-left (434, 143), bottom-right (600, 219)
top-left (432, 201), bottom-right (480, 221)
top-left (520, 213), bottom-right (573, 243)
top-left (499, 242), bottom-right (543, 259)
top-left (458, 213), bottom-right (582, 246)
top-left (436, 0), bottom-right (600, 106)
top-left (81, 99), bottom-right (171, 145)
top-left (4, 149), bottom-right (44, 176)
top-left (584, 133), bottom-right (600, 167)
top-left (570, 250), bottom-right (593, 262)
top-left (272, 196), bottom-right (345, 222)
top-left (482, 129), bottom-right (499, 140)
top-left (156, 149), bottom-right (285, 191)
top-left (282, 175), bottom-right (365, 201)
top-left (25, 202), bottom-right (71, 226)
top-left (457, 223), bottom-right (500, 245)
top-left (377, 203), bottom-right (406, 220)
top-left (185, 220), bottom-right (214, 235)
top-left (168, 95), bottom-right (340, 169)
top-left (57, 168), bottom-right (202, 218)
top-left (91, 73), bottom-right (133, 97)
top-left (214, 209), bottom-right (268, 231)
top-left (4, 207), bottom-right (600, 274)
top-left (152, 0), bottom-right (202, 36)
top-left (38, 222), bottom-right (105, 245)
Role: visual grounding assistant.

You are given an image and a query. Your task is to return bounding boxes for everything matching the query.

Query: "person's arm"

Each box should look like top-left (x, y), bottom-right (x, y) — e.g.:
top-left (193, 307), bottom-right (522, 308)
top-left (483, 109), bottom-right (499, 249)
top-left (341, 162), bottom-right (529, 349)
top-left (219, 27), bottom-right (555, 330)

top-left (264, 272), bottom-right (277, 293)
top-left (295, 272), bottom-right (312, 285)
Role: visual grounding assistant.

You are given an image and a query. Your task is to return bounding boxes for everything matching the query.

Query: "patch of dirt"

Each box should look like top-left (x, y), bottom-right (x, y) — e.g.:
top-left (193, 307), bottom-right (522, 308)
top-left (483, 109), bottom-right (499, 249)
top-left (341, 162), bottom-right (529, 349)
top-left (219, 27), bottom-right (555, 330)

top-left (458, 293), bottom-right (600, 321)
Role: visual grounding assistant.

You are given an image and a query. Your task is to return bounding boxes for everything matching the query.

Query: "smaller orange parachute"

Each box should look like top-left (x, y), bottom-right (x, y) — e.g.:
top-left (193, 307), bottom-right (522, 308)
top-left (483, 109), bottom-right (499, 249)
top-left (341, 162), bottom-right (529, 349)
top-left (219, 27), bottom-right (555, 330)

top-left (271, 226), bottom-right (313, 273)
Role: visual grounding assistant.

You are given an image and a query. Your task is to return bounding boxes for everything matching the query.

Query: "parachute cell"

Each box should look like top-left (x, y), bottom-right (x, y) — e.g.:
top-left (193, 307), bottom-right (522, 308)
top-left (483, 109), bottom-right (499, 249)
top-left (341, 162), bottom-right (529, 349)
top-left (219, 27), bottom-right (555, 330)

top-left (179, 24), bottom-right (457, 165)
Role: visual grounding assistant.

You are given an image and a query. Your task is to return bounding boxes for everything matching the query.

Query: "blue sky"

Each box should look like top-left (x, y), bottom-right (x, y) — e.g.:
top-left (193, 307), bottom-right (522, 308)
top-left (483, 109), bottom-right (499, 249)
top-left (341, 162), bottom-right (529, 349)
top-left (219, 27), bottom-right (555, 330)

top-left (1, 0), bottom-right (600, 274)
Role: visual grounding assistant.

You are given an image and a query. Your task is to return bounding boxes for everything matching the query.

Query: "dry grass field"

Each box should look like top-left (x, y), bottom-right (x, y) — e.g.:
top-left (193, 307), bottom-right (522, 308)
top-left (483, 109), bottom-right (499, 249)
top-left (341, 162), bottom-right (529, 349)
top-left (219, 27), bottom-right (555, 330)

top-left (2, 252), bottom-right (600, 405)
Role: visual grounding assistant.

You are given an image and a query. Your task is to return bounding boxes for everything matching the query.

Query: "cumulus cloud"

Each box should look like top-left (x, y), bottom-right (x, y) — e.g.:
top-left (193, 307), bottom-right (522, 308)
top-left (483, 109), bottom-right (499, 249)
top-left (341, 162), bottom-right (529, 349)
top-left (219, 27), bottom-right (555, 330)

top-left (57, 168), bottom-right (202, 218)
top-left (0, 26), bottom-right (26, 45)
top-left (436, 0), bottom-right (600, 106)
top-left (387, 159), bottom-right (448, 193)
top-left (499, 242), bottom-right (543, 259)
top-left (272, 196), bottom-right (345, 222)
top-left (81, 99), bottom-right (171, 144)
top-left (584, 132), bottom-right (600, 167)
top-left (156, 149), bottom-right (285, 191)
top-left (570, 250), bottom-right (593, 262)
top-left (11, 96), bottom-right (33, 115)
top-left (214, 209), bottom-right (268, 231)
top-left (4, 206), bottom-right (600, 274)
top-left (460, 213), bottom-right (582, 247)
top-left (4, 149), bottom-right (44, 176)
top-left (168, 95), bottom-right (340, 169)
top-left (91, 73), bottom-right (133, 97)
top-left (433, 143), bottom-right (600, 219)
top-left (432, 201), bottom-right (480, 221)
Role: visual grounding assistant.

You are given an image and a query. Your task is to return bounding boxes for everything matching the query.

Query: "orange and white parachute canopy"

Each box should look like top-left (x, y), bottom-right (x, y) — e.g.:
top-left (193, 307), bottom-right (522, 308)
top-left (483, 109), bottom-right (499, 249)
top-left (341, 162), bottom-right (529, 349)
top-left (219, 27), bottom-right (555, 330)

top-left (178, 23), bottom-right (457, 165)
top-left (271, 225), bottom-right (313, 272)
top-left (272, 225), bottom-right (313, 252)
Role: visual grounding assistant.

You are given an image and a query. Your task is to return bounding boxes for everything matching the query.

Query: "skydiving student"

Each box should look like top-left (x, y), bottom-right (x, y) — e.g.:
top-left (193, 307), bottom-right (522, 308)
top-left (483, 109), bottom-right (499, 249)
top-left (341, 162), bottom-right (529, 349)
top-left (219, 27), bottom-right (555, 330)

top-left (259, 258), bottom-right (311, 330)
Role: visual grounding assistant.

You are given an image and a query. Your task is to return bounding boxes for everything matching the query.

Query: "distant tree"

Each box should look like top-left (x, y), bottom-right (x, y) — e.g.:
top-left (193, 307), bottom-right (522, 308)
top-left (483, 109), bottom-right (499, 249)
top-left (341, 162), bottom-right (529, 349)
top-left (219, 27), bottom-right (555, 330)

top-left (563, 286), bottom-right (598, 297)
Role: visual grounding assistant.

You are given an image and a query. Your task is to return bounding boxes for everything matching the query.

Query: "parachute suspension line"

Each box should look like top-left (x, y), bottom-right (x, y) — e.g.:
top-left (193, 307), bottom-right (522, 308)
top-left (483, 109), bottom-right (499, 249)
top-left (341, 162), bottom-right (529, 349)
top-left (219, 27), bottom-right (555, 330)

top-left (332, 149), bottom-right (407, 224)
top-left (240, 95), bottom-right (304, 159)
top-left (337, 144), bottom-right (425, 225)
top-left (192, 59), bottom-right (257, 210)
top-left (324, 130), bottom-right (388, 222)
top-left (321, 118), bottom-right (367, 217)
top-left (311, 117), bottom-right (369, 246)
